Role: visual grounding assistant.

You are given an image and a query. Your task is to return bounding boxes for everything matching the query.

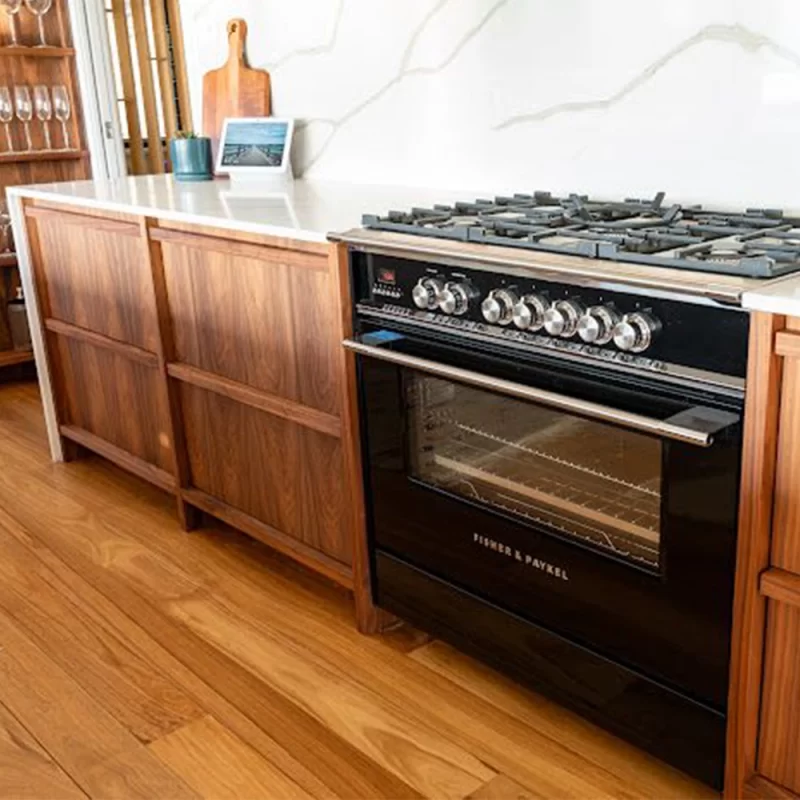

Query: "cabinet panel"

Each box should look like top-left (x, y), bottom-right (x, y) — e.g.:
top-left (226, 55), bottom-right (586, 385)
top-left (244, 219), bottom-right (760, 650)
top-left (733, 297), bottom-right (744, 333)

top-left (772, 334), bottom-right (800, 573)
top-left (28, 209), bottom-right (159, 351)
top-left (51, 333), bottom-right (173, 473)
top-left (180, 384), bottom-right (351, 565)
top-left (758, 591), bottom-right (800, 794)
top-left (161, 238), bottom-right (340, 415)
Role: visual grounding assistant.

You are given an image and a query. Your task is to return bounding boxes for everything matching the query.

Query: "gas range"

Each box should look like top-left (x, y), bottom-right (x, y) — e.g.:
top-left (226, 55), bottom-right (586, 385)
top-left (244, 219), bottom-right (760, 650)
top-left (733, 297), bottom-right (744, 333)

top-left (361, 190), bottom-right (800, 280)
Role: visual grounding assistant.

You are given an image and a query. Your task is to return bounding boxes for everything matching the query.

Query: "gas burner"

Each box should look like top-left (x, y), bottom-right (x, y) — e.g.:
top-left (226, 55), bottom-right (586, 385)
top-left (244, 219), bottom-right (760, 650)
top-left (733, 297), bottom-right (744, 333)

top-left (362, 191), bottom-right (800, 279)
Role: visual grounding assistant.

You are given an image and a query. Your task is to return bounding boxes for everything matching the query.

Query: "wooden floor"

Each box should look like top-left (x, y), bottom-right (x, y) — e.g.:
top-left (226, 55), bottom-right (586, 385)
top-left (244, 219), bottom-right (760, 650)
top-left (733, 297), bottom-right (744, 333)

top-left (0, 380), bottom-right (717, 800)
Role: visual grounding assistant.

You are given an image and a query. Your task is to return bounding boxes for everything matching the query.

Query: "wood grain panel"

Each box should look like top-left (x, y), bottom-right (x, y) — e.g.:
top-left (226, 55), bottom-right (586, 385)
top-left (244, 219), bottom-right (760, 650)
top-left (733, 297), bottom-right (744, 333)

top-left (180, 384), bottom-right (351, 565)
top-left (772, 338), bottom-right (800, 573)
top-left (758, 599), bottom-right (800, 794)
top-left (0, 521), bottom-right (204, 743)
top-left (744, 774), bottom-right (800, 799)
top-left (0, 702), bottom-right (87, 800)
top-left (149, 715), bottom-right (312, 799)
top-left (51, 334), bottom-right (173, 475)
top-left (775, 331), bottom-right (800, 359)
top-left (45, 318), bottom-right (159, 367)
top-left (161, 238), bottom-right (340, 414)
top-left (725, 312), bottom-right (785, 799)
top-left (0, 607), bottom-right (199, 799)
top-left (28, 208), bottom-right (158, 350)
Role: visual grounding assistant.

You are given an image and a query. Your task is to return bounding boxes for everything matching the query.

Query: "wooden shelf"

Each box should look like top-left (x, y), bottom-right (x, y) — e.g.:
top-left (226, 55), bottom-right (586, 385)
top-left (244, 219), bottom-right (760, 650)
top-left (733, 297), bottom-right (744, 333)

top-left (0, 349), bottom-right (33, 367)
top-left (0, 46), bottom-right (74, 57)
top-left (0, 150), bottom-right (86, 164)
top-left (0, 253), bottom-right (17, 268)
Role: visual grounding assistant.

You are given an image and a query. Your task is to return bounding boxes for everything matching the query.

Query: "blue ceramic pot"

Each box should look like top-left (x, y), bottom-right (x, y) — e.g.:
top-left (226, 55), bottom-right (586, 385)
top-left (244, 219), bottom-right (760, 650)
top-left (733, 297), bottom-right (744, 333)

top-left (170, 137), bottom-right (213, 182)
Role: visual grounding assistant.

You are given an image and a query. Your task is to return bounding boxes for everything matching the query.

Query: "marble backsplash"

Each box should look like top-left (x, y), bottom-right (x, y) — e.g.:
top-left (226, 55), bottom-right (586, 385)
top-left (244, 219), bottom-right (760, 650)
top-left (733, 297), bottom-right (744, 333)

top-left (179, 0), bottom-right (800, 209)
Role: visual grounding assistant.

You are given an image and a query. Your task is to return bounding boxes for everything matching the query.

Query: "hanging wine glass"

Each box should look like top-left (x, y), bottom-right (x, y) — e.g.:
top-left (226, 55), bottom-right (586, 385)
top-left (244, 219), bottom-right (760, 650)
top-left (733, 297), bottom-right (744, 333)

top-left (33, 84), bottom-right (51, 150)
top-left (52, 84), bottom-right (70, 149)
top-left (13, 85), bottom-right (32, 151)
top-left (0, 86), bottom-right (14, 152)
top-left (0, 0), bottom-right (23, 47)
top-left (23, 0), bottom-right (52, 47)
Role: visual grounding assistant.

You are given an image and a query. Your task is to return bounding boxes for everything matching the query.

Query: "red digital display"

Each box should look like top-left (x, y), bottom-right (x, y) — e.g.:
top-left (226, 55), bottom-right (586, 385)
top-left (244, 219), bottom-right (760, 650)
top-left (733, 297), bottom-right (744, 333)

top-left (378, 267), bottom-right (396, 284)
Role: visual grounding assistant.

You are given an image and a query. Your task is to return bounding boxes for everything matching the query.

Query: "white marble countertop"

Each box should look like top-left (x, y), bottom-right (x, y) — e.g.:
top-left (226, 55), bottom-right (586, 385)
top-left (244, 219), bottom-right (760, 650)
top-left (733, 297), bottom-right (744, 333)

top-left (742, 274), bottom-right (800, 317)
top-left (7, 174), bottom-right (477, 245)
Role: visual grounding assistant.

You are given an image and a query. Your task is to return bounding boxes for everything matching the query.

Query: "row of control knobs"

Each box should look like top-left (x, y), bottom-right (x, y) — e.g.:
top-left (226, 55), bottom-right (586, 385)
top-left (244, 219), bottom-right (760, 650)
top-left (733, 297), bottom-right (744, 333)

top-left (410, 277), bottom-right (660, 353)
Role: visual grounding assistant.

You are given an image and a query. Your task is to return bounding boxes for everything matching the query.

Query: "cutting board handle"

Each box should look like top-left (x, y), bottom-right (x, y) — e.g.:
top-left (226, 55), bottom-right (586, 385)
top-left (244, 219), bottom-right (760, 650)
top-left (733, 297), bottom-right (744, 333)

top-left (227, 18), bottom-right (247, 65)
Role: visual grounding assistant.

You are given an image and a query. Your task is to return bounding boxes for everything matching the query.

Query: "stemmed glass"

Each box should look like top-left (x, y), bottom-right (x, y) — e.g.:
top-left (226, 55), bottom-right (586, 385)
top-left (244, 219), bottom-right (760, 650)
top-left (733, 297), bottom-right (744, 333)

top-left (52, 84), bottom-right (70, 149)
top-left (33, 84), bottom-right (51, 150)
top-left (13, 85), bottom-right (32, 151)
top-left (0, 203), bottom-right (13, 253)
top-left (24, 0), bottom-right (52, 47)
top-left (0, 86), bottom-right (13, 151)
top-left (0, 0), bottom-right (23, 47)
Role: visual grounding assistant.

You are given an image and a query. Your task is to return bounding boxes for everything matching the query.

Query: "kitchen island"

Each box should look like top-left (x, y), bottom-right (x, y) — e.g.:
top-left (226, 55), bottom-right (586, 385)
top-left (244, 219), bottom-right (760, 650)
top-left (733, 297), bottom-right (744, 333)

top-left (8, 174), bottom-right (800, 795)
top-left (7, 175), bottom-right (470, 634)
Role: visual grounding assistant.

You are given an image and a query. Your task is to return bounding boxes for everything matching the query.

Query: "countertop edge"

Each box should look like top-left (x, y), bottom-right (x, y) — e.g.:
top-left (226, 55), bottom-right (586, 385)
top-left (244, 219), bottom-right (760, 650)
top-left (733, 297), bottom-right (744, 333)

top-left (7, 184), bottom-right (331, 245)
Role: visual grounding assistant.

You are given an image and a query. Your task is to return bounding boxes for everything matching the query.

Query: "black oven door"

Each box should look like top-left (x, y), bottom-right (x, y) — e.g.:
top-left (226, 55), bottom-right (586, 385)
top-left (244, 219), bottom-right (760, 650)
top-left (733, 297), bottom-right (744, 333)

top-left (350, 326), bottom-right (743, 711)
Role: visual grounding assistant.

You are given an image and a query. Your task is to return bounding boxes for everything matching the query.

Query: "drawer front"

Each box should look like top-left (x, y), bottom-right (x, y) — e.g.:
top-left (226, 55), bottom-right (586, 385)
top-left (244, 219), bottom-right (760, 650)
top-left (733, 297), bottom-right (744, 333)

top-left (51, 334), bottom-right (173, 472)
top-left (758, 571), bottom-right (800, 795)
top-left (29, 208), bottom-right (159, 351)
top-left (180, 383), bottom-right (351, 565)
top-left (162, 237), bottom-right (341, 415)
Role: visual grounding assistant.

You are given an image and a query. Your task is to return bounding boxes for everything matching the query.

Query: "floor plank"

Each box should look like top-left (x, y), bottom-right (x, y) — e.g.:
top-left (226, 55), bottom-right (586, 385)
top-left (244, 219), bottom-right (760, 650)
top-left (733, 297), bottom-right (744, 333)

top-left (0, 606), bottom-right (199, 799)
top-left (149, 715), bottom-right (314, 799)
top-left (0, 381), bottom-right (720, 800)
top-left (0, 521), bottom-right (205, 744)
top-left (0, 702), bottom-right (88, 800)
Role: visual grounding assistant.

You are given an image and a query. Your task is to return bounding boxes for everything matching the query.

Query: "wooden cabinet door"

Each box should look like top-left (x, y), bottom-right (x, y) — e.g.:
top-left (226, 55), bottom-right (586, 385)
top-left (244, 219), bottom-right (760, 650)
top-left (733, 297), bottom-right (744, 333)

top-left (772, 322), bottom-right (800, 573)
top-left (159, 231), bottom-right (340, 415)
top-left (26, 207), bottom-right (159, 351)
top-left (758, 572), bottom-right (800, 794)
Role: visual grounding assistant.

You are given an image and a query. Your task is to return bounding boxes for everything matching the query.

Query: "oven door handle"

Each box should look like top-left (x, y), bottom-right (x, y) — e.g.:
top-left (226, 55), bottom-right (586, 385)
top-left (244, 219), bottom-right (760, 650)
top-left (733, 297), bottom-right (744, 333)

top-left (343, 338), bottom-right (739, 448)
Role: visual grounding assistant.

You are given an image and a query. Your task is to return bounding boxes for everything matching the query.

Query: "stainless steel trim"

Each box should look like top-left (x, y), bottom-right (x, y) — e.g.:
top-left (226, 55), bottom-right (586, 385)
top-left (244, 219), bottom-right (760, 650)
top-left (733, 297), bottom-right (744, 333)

top-left (330, 228), bottom-right (759, 306)
top-left (356, 305), bottom-right (746, 396)
top-left (344, 338), bottom-right (738, 447)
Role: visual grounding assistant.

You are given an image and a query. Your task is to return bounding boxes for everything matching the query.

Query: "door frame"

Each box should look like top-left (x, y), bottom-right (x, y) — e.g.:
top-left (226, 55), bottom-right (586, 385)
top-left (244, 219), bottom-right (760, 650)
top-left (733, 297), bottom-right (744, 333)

top-left (69, 0), bottom-right (127, 179)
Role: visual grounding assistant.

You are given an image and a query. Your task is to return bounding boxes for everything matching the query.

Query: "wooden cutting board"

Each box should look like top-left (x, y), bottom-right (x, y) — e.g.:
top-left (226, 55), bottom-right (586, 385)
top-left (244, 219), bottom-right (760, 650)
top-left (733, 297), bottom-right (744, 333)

top-left (202, 19), bottom-right (272, 162)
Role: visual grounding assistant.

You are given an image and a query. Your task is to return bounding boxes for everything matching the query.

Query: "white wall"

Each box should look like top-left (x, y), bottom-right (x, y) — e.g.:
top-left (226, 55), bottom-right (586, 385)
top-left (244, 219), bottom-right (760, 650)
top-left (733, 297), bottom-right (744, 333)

top-left (179, 0), bottom-right (800, 209)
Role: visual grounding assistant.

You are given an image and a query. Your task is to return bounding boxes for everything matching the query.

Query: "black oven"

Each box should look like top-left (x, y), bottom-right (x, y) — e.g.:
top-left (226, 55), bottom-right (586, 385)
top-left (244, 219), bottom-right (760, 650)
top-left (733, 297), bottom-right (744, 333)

top-left (346, 251), bottom-right (747, 789)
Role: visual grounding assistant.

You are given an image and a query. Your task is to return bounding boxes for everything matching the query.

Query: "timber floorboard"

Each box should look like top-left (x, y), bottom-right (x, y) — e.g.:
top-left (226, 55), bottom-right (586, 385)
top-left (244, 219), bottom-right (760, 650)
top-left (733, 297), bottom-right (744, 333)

top-left (0, 380), bottom-right (716, 800)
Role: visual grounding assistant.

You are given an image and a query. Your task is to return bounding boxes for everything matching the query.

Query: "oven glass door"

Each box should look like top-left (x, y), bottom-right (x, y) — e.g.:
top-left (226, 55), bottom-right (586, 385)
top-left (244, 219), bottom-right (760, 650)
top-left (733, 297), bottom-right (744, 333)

top-left (352, 326), bottom-right (743, 708)
top-left (407, 373), bottom-right (663, 570)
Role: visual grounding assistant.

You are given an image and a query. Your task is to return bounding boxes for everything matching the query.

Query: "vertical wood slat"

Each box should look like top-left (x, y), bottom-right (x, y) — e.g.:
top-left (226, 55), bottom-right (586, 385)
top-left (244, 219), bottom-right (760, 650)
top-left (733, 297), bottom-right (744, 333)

top-left (724, 312), bottom-right (786, 799)
top-left (110, 0), bottom-right (146, 175)
top-left (165, 0), bottom-right (193, 131)
top-left (149, 0), bottom-right (178, 152)
top-left (141, 218), bottom-right (198, 529)
top-left (130, 0), bottom-right (165, 174)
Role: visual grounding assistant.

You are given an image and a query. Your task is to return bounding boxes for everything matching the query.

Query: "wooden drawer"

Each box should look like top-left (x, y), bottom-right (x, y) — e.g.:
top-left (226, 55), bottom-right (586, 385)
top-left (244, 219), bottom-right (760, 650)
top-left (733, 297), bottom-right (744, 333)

top-left (758, 570), bottom-right (800, 794)
top-left (159, 231), bottom-right (341, 415)
top-left (26, 206), bottom-right (159, 351)
top-left (50, 333), bottom-right (173, 475)
top-left (773, 325), bottom-right (800, 573)
top-left (179, 383), bottom-right (351, 566)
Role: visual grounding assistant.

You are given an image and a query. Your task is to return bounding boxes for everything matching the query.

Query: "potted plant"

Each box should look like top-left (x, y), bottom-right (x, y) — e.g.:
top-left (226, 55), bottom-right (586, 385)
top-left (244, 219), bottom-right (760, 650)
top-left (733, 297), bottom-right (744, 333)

top-left (169, 131), bottom-right (213, 182)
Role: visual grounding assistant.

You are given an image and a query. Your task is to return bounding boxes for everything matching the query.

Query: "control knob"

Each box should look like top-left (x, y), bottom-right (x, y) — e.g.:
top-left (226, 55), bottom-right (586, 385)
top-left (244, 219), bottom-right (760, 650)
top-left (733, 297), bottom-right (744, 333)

top-left (438, 281), bottom-right (473, 316)
top-left (512, 293), bottom-right (549, 331)
top-left (612, 311), bottom-right (661, 353)
top-left (577, 305), bottom-right (621, 345)
top-left (482, 289), bottom-right (519, 326)
top-left (543, 299), bottom-right (584, 338)
top-left (412, 277), bottom-right (445, 310)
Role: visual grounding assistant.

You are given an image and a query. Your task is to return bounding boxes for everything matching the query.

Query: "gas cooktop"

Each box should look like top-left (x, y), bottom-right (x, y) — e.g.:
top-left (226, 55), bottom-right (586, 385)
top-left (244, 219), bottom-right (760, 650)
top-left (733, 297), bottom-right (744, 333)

top-left (362, 191), bottom-right (800, 279)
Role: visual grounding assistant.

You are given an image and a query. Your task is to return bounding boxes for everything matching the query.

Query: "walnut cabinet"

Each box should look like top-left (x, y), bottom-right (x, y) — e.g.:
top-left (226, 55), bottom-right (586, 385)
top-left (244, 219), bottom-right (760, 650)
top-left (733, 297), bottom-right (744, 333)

top-left (726, 314), bottom-right (800, 799)
top-left (22, 200), bottom-right (378, 631)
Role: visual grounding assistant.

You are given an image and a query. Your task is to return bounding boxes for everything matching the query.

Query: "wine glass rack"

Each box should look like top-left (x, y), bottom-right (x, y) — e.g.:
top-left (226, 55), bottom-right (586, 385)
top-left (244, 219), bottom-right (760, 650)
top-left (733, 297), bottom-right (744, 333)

top-left (0, 0), bottom-right (88, 367)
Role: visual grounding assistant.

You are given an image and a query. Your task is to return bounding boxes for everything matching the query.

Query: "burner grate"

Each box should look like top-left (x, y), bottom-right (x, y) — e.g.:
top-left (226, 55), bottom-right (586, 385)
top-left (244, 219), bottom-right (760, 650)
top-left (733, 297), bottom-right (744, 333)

top-left (362, 190), bottom-right (800, 279)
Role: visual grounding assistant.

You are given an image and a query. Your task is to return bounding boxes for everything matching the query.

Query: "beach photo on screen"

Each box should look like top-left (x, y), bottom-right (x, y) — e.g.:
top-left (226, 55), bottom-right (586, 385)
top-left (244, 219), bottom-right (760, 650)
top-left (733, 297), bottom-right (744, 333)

top-left (221, 121), bottom-right (290, 167)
